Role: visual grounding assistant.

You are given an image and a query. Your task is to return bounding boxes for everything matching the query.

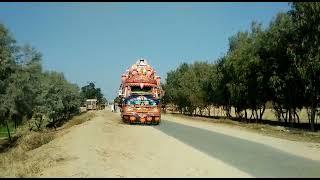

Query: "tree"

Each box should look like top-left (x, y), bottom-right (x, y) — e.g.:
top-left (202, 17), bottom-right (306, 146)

top-left (223, 22), bottom-right (268, 121)
top-left (290, 2), bottom-right (320, 131)
top-left (260, 12), bottom-right (305, 126)
top-left (80, 82), bottom-right (105, 105)
top-left (6, 45), bottom-right (43, 130)
top-left (0, 23), bottom-right (83, 136)
top-left (0, 23), bottom-right (18, 141)
top-left (163, 63), bottom-right (190, 114)
top-left (213, 57), bottom-right (232, 117)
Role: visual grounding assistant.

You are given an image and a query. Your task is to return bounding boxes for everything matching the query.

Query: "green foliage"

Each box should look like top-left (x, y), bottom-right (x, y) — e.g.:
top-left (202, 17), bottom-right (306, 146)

top-left (163, 62), bottom-right (213, 115)
top-left (80, 82), bottom-right (105, 105)
top-left (290, 2), bottom-right (320, 131)
top-left (34, 71), bottom-right (81, 130)
top-left (162, 3), bottom-right (320, 131)
top-left (0, 23), bottom-right (82, 136)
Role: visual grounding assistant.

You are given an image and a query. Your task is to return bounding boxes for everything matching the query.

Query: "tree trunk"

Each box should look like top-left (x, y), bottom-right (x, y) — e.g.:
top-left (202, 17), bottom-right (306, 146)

top-left (310, 107), bottom-right (316, 132)
top-left (308, 109), bottom-right (311, 125)
top-left (280, 110), bottom-right (285, 122)
top-left (249, 110), bottom-right (254, 121)
top-left (5, 120), bottom-right (12, 143)
top-left (254, 109), bottom-right (259, 123)
top-left (315, 113), bottom-right (318, 127)
top-left (284, 111), bottom-right (288, 125)
top-left (259, 104), bottom-right (265, 121)
top-left (225, 106), bottom-right (231, 118)
top-left (289, 108), bottom-right (294, 128)
top-left (295, 110), bottom-right (300, 124)
top-left (288, 109), bottom-right (291, 124)
top-left (245, 109), bottom-right (247, 120)
top-left (294, 111), bottom-right (296, 124)
top-left (14, 118), bottom-right (17, 129)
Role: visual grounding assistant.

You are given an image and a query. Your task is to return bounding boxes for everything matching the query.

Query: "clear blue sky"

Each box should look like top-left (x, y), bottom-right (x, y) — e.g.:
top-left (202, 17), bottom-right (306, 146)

top-left (0, 2), bottom-right (290, 101)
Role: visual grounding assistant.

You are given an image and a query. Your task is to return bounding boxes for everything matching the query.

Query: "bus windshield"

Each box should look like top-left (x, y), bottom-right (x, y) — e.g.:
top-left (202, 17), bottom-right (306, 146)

top-left (130, 86), bottom-right (152, 94)
top-left (124, 95), bottom-right (159, 106)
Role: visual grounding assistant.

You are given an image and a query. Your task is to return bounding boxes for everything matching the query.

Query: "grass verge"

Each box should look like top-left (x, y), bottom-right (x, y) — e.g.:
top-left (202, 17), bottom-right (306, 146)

top-left (0, 122), bottom-right (16, 138)
top-left (0, 111), bottom-right (96, 177)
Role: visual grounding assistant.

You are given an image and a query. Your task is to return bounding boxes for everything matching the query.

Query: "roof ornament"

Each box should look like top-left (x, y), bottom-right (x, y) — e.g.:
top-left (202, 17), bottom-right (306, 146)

top-left (136, 58), bottom-right (148, 66)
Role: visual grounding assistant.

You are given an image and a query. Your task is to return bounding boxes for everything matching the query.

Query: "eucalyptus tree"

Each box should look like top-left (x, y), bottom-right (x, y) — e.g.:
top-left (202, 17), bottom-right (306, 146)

top-left (0, 24), bottom-right (18, 141)
top-left (262, 12), bottom-right (305, 126)
top-left (223, 22), bottom-right (267, 121)
top-left (290, 2), bottom-right (320, 131)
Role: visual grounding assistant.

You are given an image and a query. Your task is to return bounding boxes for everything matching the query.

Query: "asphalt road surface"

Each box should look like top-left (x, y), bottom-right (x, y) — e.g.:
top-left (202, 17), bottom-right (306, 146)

top-left (156, 119), bottom-right (320, 178)
top-left (31, 110), bottom-right (320, 178)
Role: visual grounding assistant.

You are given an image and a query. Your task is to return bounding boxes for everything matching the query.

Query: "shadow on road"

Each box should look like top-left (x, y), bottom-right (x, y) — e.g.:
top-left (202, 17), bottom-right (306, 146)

top-left (154, 119), bottom-right (320, 178)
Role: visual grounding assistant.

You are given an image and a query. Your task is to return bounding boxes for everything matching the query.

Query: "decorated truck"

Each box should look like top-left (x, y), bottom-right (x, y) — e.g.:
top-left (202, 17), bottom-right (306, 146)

top-left (118, 59), bottom-right (163, 125)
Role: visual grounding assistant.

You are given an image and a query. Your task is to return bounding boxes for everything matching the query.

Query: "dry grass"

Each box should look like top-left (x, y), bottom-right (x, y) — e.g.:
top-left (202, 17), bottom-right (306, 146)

top-left (62, 111), bottom-right (95, 129)
top-left (0, 111), bottom-right (96, 177)
top-left (0, 128), bottom-right (55, 177)
top-left (170, 106), bottom-right (311, 123)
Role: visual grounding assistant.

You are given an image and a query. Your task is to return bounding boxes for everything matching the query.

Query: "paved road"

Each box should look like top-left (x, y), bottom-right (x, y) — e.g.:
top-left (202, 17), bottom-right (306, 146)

top-left (37, 111), bottom-right (251, 178)
top-left (19, 110), bottom-right (319, 178)
top-left (155, 119), bottom-right (320, 178)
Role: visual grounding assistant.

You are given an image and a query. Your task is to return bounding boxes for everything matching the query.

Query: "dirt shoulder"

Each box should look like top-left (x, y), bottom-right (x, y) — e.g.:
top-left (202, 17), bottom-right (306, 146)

top-left (35, 110), bottom-right (252, 177)
top-left (162, 113), bottom-right (320, 161)
top-left (2, 110), bottom-right (319, 177)
top-left (0, 111), bottom-right (96, 177)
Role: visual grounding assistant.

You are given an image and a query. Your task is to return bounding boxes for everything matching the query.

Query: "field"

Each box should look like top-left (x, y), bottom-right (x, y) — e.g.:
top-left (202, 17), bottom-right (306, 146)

top-left (164, 105), bottom-right (320, 132)
top-left (167, 106), bottom-right (312, 123)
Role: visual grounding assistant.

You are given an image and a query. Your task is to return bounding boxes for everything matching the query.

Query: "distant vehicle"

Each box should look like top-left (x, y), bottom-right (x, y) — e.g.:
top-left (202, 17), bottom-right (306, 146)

top-left (118, 59), bottom-right (163, 125)
top-left (86, 99), bottom-right (97, 110)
